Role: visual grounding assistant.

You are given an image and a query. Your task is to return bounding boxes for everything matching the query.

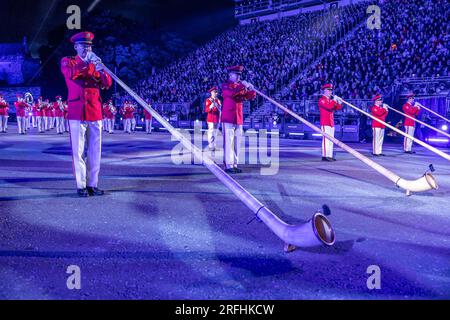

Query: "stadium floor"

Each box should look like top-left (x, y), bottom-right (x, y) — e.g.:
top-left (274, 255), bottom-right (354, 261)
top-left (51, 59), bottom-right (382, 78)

top-left (0, 125), bottom-right (449, 299)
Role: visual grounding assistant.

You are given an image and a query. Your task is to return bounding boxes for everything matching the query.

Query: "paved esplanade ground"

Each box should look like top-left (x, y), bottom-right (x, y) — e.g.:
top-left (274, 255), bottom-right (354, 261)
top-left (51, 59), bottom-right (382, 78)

top-left (0, 125), bottom-right (449, 299)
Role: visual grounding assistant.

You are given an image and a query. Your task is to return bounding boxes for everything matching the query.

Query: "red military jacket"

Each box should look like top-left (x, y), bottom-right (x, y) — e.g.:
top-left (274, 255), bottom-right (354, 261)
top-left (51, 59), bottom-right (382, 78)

top-left (60, 55), bottom-right (112, 121)
top-left (205, 97), bottom-right (221, 123)
top-left (14, 101), bottom-right (28, 117)
top-left (54, 102), bottom-right (64, 117)
top-left (221, 81), bottom-right (256, 125)
top-left (0, 100), bottom-right (9, 116)
top-left (318, 95), bottom-right (343, 127)
top-left (402, 102), bottom-right (420, 127)
top-left (144, 108), bottom-right (152, 120)
top-left (371, 104), bottom-right (388, 129)
top-left (102, 104), bottom-right (110, 119)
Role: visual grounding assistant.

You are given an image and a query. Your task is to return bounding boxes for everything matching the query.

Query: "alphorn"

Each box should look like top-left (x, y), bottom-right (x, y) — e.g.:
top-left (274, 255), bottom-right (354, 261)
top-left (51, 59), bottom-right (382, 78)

top-left (100, 63), bottom-right (336, 251)
top-left (251, 87), bottom-right (438, 196)
top-left (415, 102), bottom-right (450, 125)
top-left (334, 96), bottom-right (450, 162)
top-left (383, 104), bottom-right (450, 139)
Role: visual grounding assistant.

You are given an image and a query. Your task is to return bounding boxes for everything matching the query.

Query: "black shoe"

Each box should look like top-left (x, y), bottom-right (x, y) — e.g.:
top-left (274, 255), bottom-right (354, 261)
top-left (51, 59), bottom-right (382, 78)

top-left (233, 167), bottom-right (242, 173)
top-left (372, 153), bottom-right (380, 157)
top-left (322, 157), bottom-right (334, 162)
top-left (77, 188), bottom-right (89, 197)
top-left (331, 158), bottom-right (337, 161)
top-left (87, 187), bottom-right (105, 196)
top-left (380, 153), bottom-right (386, 156)
top-left (224, 168), bottom-right (234, 174)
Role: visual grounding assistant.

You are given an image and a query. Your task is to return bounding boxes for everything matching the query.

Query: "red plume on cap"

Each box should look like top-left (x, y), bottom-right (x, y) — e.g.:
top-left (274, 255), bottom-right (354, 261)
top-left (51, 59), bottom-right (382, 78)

top-left (406, 93), bottom-right (415, 99)
top-left (70, 31), bottom-right (95, 44)
top-left (55, 95), bottom-right (62, 100)
top-left (321, 84), bottom-right (334, 90)
top-left (226, 65), bottom-right (244, 73)
top-left (208, 86), bottom-right (218, 93)
top-left (372, 94), bottom-right (383, 102)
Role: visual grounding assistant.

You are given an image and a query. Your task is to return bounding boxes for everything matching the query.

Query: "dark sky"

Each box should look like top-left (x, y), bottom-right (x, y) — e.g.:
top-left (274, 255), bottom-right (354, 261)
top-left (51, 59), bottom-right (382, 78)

top-left (1, 0), bottom-right (236, 55)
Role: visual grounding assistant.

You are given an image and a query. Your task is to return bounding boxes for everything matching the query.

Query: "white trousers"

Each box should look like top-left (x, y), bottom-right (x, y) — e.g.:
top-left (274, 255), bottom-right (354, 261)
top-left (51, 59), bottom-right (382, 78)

top-left (69, 120), bottom-right (102, 189)
top-left (25, 117), bottom-right (30, 130)
top-left (32, 116), bottom-right (37, 127)
top-left (43, 117), bottom-right (49, 130)
top-left (372, 128), bottom-right (385, 155)
top-left (145, 119), bottom-right (152, 133)
top-left (107, 119), bottom-right (115, 133)
top-left (56, 117), bottom-right (64, 133)
top-left (321, 126), bottom-right (335, 158)
top-left (404, 126), bottom-right (415, 152)
top-left (223, 122), bottom-right (243, 169)
top-left (131, 117), bottom-right (136, 131)
top-left (124, 119), bottom-right (132, 133)
top-left (0, 115), bottom-right (7, 132)
top-left (37, 116), bottom-right (44, 132)
top-left (207, 122), bottom-right (219, 149)
top-left (17, 116), bottom-right (26, 134)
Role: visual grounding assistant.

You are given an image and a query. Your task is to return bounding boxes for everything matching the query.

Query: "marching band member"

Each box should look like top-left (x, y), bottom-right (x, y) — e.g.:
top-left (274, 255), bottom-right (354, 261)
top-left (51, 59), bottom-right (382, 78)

top-left (131, 103), bottom-right (137, 132)
top-left (102, 102), bottom-right (109, 132)
top-left (144, 102), bottom-right (152, 134)
top-left (403, 93), bottom-right (420, 154)
top-left (0, 94), bottom-right (9, 133)
top-left (43, 99), bottom-right (50, 131)
top-left (60, 31), bottom-right (112, 197)
top-left (25, 102), bottom-right (31, 132)
top-left (121, 101), bottom-right (134, 134)
top-left (54, 96), bottom-right (65, 134)
top-left (371, 94), bottom-right (389, 156)
top-left (205, 86), bottom-right (221, 151)
top-left (63, 101), bottom-right (69, 132)
top-left (35, 96), bottom-right (45, 133)
top-left (318, 84), bottom-right (343, 161)
top-left (31, 98), bottom-right (38, 128)
top-left (221, 65), bottom-right (256, 173)
top-left (107, 100), bottom-right (116, 134)
top-left (14, 94), bottom-right (28, 135)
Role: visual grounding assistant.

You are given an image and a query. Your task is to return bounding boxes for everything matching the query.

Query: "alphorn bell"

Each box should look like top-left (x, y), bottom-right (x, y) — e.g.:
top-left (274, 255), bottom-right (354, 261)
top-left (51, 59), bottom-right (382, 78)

top-left (100, 63), bottom-right (336, 251)
top-left (334, 96), bottom-right (450, 162)
top-left (251, 86), bottom-right (438, 196)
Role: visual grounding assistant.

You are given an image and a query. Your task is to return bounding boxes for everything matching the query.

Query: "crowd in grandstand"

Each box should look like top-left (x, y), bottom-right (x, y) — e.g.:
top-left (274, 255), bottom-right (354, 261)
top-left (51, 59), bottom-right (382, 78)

top-left (284, 0), bottom-right (449, 101)
top-left (133, 1), bottom-right (368, 104)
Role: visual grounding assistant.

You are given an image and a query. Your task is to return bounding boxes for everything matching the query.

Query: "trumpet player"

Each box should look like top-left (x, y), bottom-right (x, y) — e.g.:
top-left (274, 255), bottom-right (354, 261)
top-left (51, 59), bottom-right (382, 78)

top-left (54, 96), bottom-right (65, 134)
top-left (131, 103), bottom-right (137, 132)
top-left (205, 86), bottom-right (221, 151)
top-left (403, 93), bottom-right (420, 154)
top-left (14, 94), bottom-right (28, 135)
top-left (371, 94), bottom-right (389, 156)
top-left (318, 84), bottom-right (343, 161)
top-left (35, 96), bottom-right (45, 133)
top-left (43, 99), bottom-right (51, 131)
top-left (107, 99), bottom-right (116, 134)
top-left (0, 94), bottom-right (9, 133)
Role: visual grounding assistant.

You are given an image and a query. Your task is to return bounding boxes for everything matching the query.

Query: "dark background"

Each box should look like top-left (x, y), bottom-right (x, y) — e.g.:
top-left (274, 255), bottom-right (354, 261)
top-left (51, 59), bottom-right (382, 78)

top-left (0, 0), bottom-right (235, 97)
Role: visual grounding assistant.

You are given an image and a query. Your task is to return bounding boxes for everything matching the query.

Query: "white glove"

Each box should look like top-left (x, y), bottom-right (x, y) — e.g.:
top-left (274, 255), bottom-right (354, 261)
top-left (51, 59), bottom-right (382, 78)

top-left (241, 80), bottom-right (254, 90)
top-left (86, 51), bottom-right (102, 65)
top-left (383, 103), bottom-right (390, 109)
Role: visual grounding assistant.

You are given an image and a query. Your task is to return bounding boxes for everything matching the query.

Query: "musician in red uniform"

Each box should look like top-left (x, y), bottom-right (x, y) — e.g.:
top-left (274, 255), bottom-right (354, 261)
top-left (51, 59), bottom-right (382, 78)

top-left (205, 86), bottom-right (222, 151)
top-left (318, 84), bottom-right (343, 161)
top-left (60, 31), bottom-right (112, 197)
top-left (371, 94), bottom-right (389, 156)
top-left (402, 93), bottom-right (420, 154)
top-left (43, 99), bottom-right (51, 131)
top-left (143, 100), bottom-right (152, 134)
top-left (31, 98), bottom-right (38, 128)
top-left (106, 99), bottom-right (117, 134)
top-left (63, 101), bottom-right (69, 132)
top-left (221, 65), bottom-right (256, 173)
top-left (14, 94), bottom-right (28, 135)
top-left (54, 96), bottom-right (65, 134)
top-left (102, 102), bottom-right (109, 132)
top-left (0, 94), bottom-right (9, 133)
top-left (35, 96), bottom-right (45, 133)
top-left (121, 101), bottom-right (134, 134)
